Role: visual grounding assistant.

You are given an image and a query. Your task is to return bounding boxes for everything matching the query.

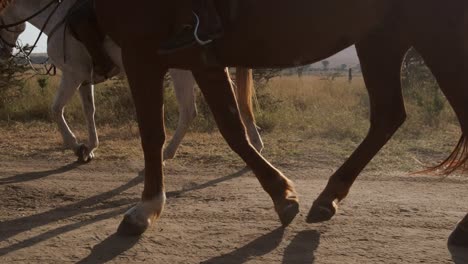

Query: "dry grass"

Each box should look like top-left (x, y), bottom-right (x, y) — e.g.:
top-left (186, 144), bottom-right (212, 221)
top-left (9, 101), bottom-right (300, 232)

top-left (255, 76), bottom-right (369, 140)
top-left (0, 72), bottom-right (462, 173)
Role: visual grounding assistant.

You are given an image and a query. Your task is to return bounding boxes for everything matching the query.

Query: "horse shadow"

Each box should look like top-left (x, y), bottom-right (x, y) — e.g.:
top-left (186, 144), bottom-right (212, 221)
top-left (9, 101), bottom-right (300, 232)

top-left (202, 228), bottom-right (320, 264)
top-left (0, 166), bottom-right (249, 258)
top-left (166, 166), bottom-right (250, 197)
top-left (202, 227), bottom-right (286, 264)
top-left (0, 161), bottom-right (81, 185)
top-left (282, 230), bottom-right (321, 264)
top-left (77, 233), bottom-right (140, 264)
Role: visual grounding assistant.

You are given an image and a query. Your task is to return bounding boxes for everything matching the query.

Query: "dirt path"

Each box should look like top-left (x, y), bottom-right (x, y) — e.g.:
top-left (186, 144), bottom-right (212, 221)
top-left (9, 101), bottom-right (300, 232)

top-left (0, 155), bottom-right (466, 263)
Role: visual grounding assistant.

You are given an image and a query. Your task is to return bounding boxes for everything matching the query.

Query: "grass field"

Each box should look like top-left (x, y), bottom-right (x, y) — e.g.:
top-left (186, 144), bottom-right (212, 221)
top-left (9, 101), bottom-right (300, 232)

top-left (0, 72), bottom-right (461, 173)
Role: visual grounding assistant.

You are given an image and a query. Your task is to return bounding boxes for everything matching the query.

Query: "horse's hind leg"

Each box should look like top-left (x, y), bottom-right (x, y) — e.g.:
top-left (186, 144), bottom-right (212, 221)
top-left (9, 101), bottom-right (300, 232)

top-left (448, 214), bottom-right (468, 263)
top-left (192, 67), bottom-right (299, 227)
top-left (77, 83), bottom-right (98, 163)
top-left (51, 73), bottom-right (82, 158)
top-left (163, 69), bottom-right (197, 160)
top-left (307, 31), bottom-right (410, 223)
top-left (414, 30), bottom-right (468, 257)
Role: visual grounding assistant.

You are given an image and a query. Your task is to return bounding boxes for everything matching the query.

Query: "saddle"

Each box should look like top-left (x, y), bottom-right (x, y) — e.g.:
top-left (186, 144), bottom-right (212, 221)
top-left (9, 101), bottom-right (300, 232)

top-left (66, 0), bottom-right (119, 83)
top-left (66, 0), bottom-right (104, 43)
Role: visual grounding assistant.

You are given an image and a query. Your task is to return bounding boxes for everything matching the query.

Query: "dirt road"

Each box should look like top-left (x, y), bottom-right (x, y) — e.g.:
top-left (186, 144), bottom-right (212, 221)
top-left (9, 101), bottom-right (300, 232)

top-left (0, 154), bottom-right (466, 264)
top-left (0, 124), bottom-right (466, 263)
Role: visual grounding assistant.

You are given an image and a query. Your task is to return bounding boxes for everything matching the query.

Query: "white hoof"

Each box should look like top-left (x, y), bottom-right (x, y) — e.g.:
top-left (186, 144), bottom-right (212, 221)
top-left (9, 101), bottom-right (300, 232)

top-left (118, 193), bottom-right (166, 236)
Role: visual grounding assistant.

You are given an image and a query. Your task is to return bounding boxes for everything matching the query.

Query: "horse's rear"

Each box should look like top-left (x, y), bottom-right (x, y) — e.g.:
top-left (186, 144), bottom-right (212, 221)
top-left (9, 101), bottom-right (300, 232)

top-left (402, 0), bottom-right (468, 258)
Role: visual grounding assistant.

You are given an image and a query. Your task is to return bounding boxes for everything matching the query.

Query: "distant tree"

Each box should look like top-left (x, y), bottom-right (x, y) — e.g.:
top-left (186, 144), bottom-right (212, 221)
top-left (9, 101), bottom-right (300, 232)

top-left (321, 60), bottom-right (330, 71)
top-left (37, 77), bottom-right (48, 91)
top-left (401, 48), bottom-right (435, 88)
top-left (252, 68), bottom-right (283, 88)
top-left (0, 59), bottom-right (27, 111)
top-left (339, 64), bottom-right (347, 71)
top-left (296, 65), bottom-right (308, 78)
top-left (348, 68), bottom-right (353, 83)
top-left (401, 48), bottom-right (444, 126)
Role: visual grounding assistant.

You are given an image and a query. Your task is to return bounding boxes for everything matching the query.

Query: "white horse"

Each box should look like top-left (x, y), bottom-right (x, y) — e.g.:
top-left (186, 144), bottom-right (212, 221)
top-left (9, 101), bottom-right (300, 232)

top-left (0, 0), bottom-right (263, 162)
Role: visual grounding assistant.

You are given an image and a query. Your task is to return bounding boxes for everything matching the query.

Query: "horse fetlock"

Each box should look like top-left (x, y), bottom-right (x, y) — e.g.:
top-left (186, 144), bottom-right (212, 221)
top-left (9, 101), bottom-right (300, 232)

top-left (117, 193), bottom-right (166, 236)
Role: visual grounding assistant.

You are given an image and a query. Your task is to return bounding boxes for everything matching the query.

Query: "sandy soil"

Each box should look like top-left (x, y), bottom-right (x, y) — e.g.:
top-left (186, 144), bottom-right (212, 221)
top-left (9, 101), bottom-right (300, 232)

top-left (0, 127), bottom-right (466, 264)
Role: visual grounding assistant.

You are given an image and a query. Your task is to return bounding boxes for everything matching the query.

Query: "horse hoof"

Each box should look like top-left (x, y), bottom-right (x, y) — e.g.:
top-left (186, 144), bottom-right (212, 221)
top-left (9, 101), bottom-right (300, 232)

top-left (306, 200), bottom-right (337, 223)
top-left (163, 150), bottom-right (175, 161)
top-left (274, 191), bottom-right (300, 227)
top-left (76, 144), bottom-right (94, 163)
top-left (448, 225), bottom-right (468, 263)
top-left (117, 212), bottom-right (149, 236)
top-left (277, 200), bottom-right (300, 227)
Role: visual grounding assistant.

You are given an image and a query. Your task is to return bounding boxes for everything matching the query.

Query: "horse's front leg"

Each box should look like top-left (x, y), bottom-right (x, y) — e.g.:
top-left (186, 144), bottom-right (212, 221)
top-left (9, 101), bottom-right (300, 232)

top-left (77, 83), bottom-right (98, 163)
top-left (192, 67), bottom-right (299, 227)
top-left (117, 47), bottom-right (167, 236)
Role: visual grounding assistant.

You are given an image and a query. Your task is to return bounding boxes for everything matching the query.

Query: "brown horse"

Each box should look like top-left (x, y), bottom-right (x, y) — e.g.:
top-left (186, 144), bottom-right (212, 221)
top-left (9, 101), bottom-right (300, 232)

top-left (92, 0), bottom-right (467, 255)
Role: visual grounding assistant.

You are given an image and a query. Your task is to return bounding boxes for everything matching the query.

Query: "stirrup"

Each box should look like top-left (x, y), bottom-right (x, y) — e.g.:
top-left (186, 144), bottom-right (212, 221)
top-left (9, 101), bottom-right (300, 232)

top-left (193, 12), bottom-right (213, 46)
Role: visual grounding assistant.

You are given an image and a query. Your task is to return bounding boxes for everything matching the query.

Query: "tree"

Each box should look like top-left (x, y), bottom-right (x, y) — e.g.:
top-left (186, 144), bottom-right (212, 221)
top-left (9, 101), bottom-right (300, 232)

top-left (401, 48), bottom-right (444, 126)
top-left (401, 48), bottom-right (434, 88)
top-left (321, 60), bottom-right (330, 71)
top-left (296, 65), bottom-right (308, 78)
top-left (0, 59), bottom-right (27, 111)
top-left (252, 68), bottom-right (283, 88)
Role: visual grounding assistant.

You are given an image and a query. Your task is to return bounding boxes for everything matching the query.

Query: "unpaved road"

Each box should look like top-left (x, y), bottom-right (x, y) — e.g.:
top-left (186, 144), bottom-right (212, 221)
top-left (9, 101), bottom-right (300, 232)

top-left (0, 154), bottom-right (466, 263)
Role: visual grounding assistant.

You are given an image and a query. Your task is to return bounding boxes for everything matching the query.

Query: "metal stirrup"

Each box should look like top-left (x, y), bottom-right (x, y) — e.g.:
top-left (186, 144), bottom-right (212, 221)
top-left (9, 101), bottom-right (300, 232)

top-left (193, 12), bottom-right (212, 46)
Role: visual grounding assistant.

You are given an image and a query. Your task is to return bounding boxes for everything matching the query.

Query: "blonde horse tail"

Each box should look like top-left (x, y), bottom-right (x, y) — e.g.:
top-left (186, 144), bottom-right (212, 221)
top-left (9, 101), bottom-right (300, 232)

top-left (235, 67), bottom-right (256, 123)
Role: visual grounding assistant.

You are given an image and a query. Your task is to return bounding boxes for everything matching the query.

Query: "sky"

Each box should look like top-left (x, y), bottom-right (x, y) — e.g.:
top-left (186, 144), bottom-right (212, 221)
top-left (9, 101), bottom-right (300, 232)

top-left (21, 23), bottom-right (48, 53)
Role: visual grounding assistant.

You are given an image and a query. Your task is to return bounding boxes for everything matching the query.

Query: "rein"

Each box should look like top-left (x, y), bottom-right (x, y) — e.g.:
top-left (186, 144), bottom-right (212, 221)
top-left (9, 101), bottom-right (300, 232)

top-left (0, 0), bottom-right (64, 75)
top-left (0, 0), bottom-right (63, 29)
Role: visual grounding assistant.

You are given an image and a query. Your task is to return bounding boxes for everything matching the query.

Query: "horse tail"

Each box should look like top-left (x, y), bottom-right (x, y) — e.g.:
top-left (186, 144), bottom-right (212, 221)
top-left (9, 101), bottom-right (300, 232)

top-left (235, 67), bottom-right (256, 123)
top-left (423, 135), bottom-right (468, 175)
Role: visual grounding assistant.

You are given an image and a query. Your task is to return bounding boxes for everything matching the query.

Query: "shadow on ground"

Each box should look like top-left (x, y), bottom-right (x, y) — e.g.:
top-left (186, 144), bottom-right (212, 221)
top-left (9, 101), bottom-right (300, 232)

top-left (77, 233), bottom-right (140, 264)
top-left (202, 228), bottom-right (320, 264)
top-left (0, 166), bottom-right (250, 259)
top-left (0, 162), bottom-right (81, 185)
top-left (283, 230), bottom-right (321, 264)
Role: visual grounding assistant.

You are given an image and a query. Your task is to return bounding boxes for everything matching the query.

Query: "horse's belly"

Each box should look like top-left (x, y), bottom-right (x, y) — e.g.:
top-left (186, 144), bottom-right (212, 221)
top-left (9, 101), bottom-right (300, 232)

top-left (217, 0), bottom-right (389, 67)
